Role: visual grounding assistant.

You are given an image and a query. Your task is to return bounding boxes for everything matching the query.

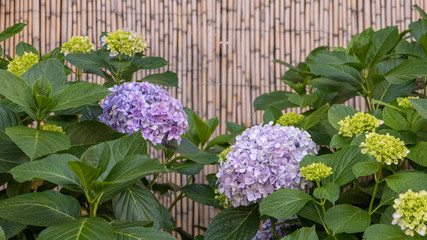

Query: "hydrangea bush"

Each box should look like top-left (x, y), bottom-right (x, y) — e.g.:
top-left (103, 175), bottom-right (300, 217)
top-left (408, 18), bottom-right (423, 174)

top-left (1, 5), bottom-right (427, 240)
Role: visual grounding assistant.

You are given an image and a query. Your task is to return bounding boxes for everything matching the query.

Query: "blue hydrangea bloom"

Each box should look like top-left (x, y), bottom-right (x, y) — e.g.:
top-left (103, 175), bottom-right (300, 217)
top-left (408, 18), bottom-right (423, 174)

top-left (252, 219), bottom-right (289, 240)
top-left (216, 122), bottom-right (316, 207)
top-left (99, 82), bottom-right (188, 145)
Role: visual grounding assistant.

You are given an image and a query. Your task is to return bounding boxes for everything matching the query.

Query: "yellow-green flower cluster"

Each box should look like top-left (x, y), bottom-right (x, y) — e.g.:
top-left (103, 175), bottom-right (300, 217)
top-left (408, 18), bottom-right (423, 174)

top-left (360, 132), bottom-right (408, 165)
top-left (40, 124), bottom-right (64, 134)
top-left (398, 96), bottom-right (419, 109)
top-left (214, 189), bottom-right (232, 208)
top-left (7, 52), bottom-right (39, 76)
top-left (218, 146), bottom-right (232, 163)
top-left (276, 112), bottom-right (304, 127)
top-left (338, 112), bottom-right (383, 137)
top-left (300, 162), bottom-right (333, 182)
top-left (61, 36), bottom-right (94, 55)
top-left (392, 189), bottom-right (427, 237)
top-left (101, 30), bottom-right (148, 56)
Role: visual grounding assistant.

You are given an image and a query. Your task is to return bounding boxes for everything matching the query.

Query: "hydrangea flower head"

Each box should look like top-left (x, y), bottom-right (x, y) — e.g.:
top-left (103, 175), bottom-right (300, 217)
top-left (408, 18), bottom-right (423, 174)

top-left (99, 82), bottom-right (188, 145)
top-left (218, 146), bottom-right (233, 163)
top-left (61, 36), bottom-right (94, 55)
top-left (360, 132), bottom-right (409, 165)
top-left (398, 96), bottom-right (419, 109)
top-left (252, 219), bottom-right (289, 240)
top-left (40, 124), bottom-right (64, 134)
top-left (7, 52), bottom-right (39, 76)
top-left (338, 112), bottom-right (383, 137)
top-left (300, 162), bottom-right (333, 182)
top-left (392, 189), bottom-right (427, 237)
top-left (101, 30), bottom-right (149, 56)
top-left (216, 122), bottom-right (317, 207)
top-left (276, 112), bottom-right (304, 127)
top-left (214, 189), bottom-right (233, 208)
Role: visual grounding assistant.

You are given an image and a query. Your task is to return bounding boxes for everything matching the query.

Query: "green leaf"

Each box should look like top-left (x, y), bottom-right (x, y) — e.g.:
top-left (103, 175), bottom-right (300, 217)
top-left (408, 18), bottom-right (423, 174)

top-left (410, 98), bottom-right (427, 119)
top-left (362, 224), bottom-right (407, 240)
top-left (107, 131), bottom-right (148, 165)
top-left (324, 204), bottom-right (371, 234)
top-left (52, 82), bottom-right (110, 111)
top-left (113, 185), bottom-right (164, 229)
top-left (0, 218), bottom-right (25, 240)
top-left (0, 23), bottom-right (26, 42)
top-left (385, 59), bottom-right (427, 84)
top-left (140, 71), bottom-right (178, 87)
top-left (6, 126), bottom-right (71, 160)
top-left (408, 141), bottom-right (427, 167)
top-left (109, 59), bottom-right (132, 70)
top-left (204, 204), bottom-right (259, 240)
top-left (65, 120), bottom-right (124, 145)
top-left (367, 26), bottom-right (399, 68)
top-left (372, 79), bottom-right (416, 103)
top-left (0, 138), bottom-right (27, 172)
top-left (9, 153), bottom-right (82, 191)
top-left (181, 184), bottom-right (217, 206)
top-left (260, 189), bottom-right (313, 219)
top-left (226, 122), bottom-right (246, 134)
top-left (382, 106), bottom-right (408, 130)
top-left (0, 226), bottom-right (5, 240)
top-left (409, 19), bottom-right (427, 41)
top-left (168, 160), bottom-right (204, 175)
top-left (15, 41), bottom-right (38, 56)
top-left (68, 161), bottom-right (100, 190)
top-left (281, 226), bottom-right (318, 240)
top-left (32, 76), bottom-right (52, 97)
top-left (311, 78), bottom-right (356, 92)
top-left (0, 105), bottom-right (21, 131)
top-left (253, 91), bottom-right (297, 111)
top-left (40, 46), bottom-right (65, 63)
top-left (309, 64), bottom-right (363, 86)
top-left (81, 142), bottom-right (111, 174)
top-left (300, 105), bottom-right (329, 130)
top-left (0, 191), bottom-right (81, 227)
top-left (38, 217), bottom-right (114, 240)
top-left (313, 182), bottom-right (340, 204)
top-left (131, 56), bottom-right (168, 70)
top-left (385, 171), bottom-right (427, 193)
top-left (6, 179), bottom-right (31, 198)
top-left (263, 106), bottom-right (282, 124)
top-left (65, 53), bottom-right (109, 69)
top-left (288, 94), bottom-right (318, 108)
top-left (328, 105), bottom-right (358, 130)
top-left (352, 161), bottom-right (381, 178)
top-left (21, 59), bottom-right (69, 94)
top-left (193, 114), bottom-right (212, 146)
top-left (0, 70), bottom-right (36, 119)
top-left (114, 227), bottom-right (176, 240)
top-left (330, 134), bottom-right (352, 148)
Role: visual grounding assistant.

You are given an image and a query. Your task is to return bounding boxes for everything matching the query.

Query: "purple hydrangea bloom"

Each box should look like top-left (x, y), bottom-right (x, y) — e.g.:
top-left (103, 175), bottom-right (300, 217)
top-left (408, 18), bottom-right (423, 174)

top-left (216, 122), bottom-right (316, 207)
top-left (99, 82), bottom-right (189, 145)
top-left (252, 219), bottom-right (289, 240)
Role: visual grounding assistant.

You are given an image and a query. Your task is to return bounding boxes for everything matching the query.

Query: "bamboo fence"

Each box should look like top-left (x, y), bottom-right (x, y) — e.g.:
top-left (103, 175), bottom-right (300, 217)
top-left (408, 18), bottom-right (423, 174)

top-left (1, 0), bottom-right (426, 237)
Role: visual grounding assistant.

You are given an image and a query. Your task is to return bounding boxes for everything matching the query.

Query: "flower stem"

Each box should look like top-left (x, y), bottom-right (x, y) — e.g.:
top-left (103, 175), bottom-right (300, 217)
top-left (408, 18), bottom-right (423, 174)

top-left (368, 165), bottom-right (383, 215)
top-left (168, 176), bottom-right (193, 211)
top-left (270, 217), bottom-right (279, 240)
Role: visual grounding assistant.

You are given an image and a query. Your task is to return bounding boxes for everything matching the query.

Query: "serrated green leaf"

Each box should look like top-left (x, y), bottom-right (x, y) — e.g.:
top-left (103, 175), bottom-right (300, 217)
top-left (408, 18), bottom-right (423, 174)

top-left (81, 142), bottom-right (111, 174)
top-left (65, 53), bottom-right (109, 69)
top-left (193, 114), bottom-right (212, 146)
top-left (140, 71), bottom-right (178, 87)
top-left (65, 120), bottom-right (124, 145)
top-left (182, 184), bottom-right (217, 206)
top-left (204, 204), bottom-right (259, 240)
top-left (68, 161), bottom-right (100, 191)
top-left (324, 204), bottom-right (370, 234)
top-left (263, 106), bottom-right (282, 124)
top-left (38, 217), bottom-right (114, 240)
top-left (385, 59), bottom-right (427, 84)
top-left (21, 59), bottom-right (69, 94)
top-left (367, 26), bottom-right (399, 68)
top-left (131, 56), bottom-right (168, 70)
top-left (15, 41), bottom-right (38, 56)
top-left (362, 224), bottom-right (407, 240)
top-left (281, 226), bottom-right (318, 240)
top-left (253, 91), bottom-right (297, 111)
top-left (9, 153), bottom-right (82, 191)
top-left (0, 105), bottom-right (21, 131)
top-left (408, 141), bottom-right (427, 167)
top-left (300, 105), bottom-right (329, 130)
top-left (313, 183), bottom-right (340, 204)
top-left (260, 189), bottom-right (313, 219)
top-left (6, 126), bottom-right (70, 160)
top-left (385, 171), bottom-right (427, 193)
top-left (288, 94), bottom-right (318, 108)
top-left (352, 161), bottom-right (381, 178)
top-left (410, 98), bottom-right (427, 119)
top-left (328, 105), bottom-right (358, 130)
top-left (0, 23), bottom-right (26, 42)
top-left (0, 139), bottom-right (27, 172)
top-left (114, 227), bottom-right (176, 240)
top-left (0, 191), bottom-right (81, 227)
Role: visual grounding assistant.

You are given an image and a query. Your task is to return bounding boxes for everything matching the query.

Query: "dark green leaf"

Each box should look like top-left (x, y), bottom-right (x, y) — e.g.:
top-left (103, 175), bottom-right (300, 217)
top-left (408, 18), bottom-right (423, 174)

top-left (309, 64), bottom-right (363, 86)
top-left (114, 227), bottom-right (176, 240)
top-left (260, 189), bottom-right (313, 219)
top-left (81, 142), bottom-right (111, 174)
top-left (168, 160), bottom-right (204, 175)
top-left (68, 161), bottom-right (100, 191)
top-left (385, 171), bottom-right (427, 193)
top-left (65, 53), bottom-right (109, 69)
top-left (0, 191), bottom-right (81, 227)
top-left (409, 19), bottom-right (427, 41)
top-left (32, 76), bottom-right (52, 97)
top-left (0, 139), bottom-right (27, 172)
top-left (6, 179), bottom-right (31, 198)
top-left (65, 121), bottom-right (124, 145)
top-left (385, 59), bottom-right (427, 84)
top-left (6, 126), bottom-right (71, 160)
top-left (281, 226), bottom-right (318, 240)
top-left (328, 105), bottom-right (358, 130)
top-left (204, 204), bottom-right (259, 240)
top-left (288, 94), bottom-right (318, 108)
top-left (140, 71), bottom-right (178, 87)
top-left (0, 23), bottom-right (26, 42)
top-left (107, 131), bottom-right (148, 165)
top-left (263, 106), bottom-right (282, 124)
top-left (0, 218), bottom-right (25, 240)
top-left (330, 134), bottom-right (352, 148)
top-left (410, 98), bottom-right (427, 119)
top-left (313, 182), bottom-right (340, 204)
top-left (38, 217), bottom-right (114, 240)
top-left (131, 56), bottom-right (168, 70)
top-left (300, 105), bottom-right (329, 130)
top-left (21, 59), bottom-right (69, 94)
top-left (324, 204), bottom-right (371, 234)
top-left (182, 184), bottom-right (217, 206)
top-left (253, 91), bottom-right (297, 111)
top-left (352, 161), bottom-right (381, 178)
top-left (9, 154), bottom-right (82, 192)
top-left (367, 26), bottom-right (399, 68)
top-left (408, 141), bottom-right (427, 167)
top-left (193, 114), bottom-right (212, 146)
top-left (15, 41), bottom-right (38, 56)
top-left (0, 105), bottom-right (20, 131)
top-left (362, 224), bottom-right (407, 240)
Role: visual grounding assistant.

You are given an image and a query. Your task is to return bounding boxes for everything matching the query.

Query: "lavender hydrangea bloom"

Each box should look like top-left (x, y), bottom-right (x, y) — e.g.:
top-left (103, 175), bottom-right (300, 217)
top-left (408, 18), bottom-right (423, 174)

top-left (99, 82), bottom-right (188, 145)
top-left (216, 122), bottom-right (316, 207)
top-left (252, 219), bottom-right (289, 240)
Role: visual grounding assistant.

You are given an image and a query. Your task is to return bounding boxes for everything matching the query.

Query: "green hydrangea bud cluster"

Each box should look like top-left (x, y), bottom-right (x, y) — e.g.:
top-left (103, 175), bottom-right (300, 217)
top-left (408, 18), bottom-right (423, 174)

top-left (398, 96), bottom-right (419, 109)
top-left (61, 36), bottom-right (94, 55)
top-left (360, 132), bottom-right (408, 165)
top-left (214, 189), bottom-right (232, 208)
top-left (392, 189), bottom-right (427, 237)
top-left (101, 30), bottom-right (149, 57)
top-left (276, 112), bottom-right (304, 127)
top-left (338, 112), bottom-right (383, 137)
top-left (7, 52), bottom-right (39, 76)
top-left (218, 146), bottom-right (232, 163)
top-left (300, 162), bottom-right (333, 182)
top-left (40, 124), bottom-right (64, 134)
